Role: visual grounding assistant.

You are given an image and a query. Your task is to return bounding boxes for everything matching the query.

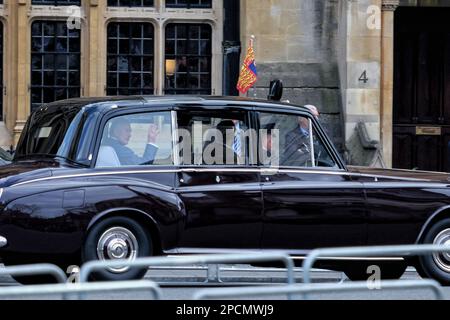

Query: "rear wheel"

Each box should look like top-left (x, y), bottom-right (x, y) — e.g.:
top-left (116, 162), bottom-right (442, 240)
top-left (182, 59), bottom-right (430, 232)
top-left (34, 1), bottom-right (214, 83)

top-left (419, 219), bottom-right (450, 285)
top-left (82, 216), bottom-right (152, 281)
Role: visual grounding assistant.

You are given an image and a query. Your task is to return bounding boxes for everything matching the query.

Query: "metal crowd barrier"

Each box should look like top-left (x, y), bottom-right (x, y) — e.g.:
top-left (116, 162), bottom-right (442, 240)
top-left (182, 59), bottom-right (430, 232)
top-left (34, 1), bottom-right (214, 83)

top-left (147, 265), bottom-right (347, 285)
top-left (202, 265), bottom-right (347, 284)
top-left (302, 244), bottom-right (450, 284)
top-left (0, 263), bottom-right (67, 283)
top-left (79, 253), bottom-right (295, 284)
top-left (193, 279), bottom-right (444, 300)
top-left (79, 253), bottom-right (296, 299)
top-left (0, 280), bottom-right (162, 300)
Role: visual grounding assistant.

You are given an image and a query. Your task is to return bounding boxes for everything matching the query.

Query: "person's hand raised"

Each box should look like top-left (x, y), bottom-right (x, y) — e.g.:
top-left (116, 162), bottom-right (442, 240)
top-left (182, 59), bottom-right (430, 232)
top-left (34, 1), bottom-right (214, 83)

top-left (147, 124), bottom-right (160, 144)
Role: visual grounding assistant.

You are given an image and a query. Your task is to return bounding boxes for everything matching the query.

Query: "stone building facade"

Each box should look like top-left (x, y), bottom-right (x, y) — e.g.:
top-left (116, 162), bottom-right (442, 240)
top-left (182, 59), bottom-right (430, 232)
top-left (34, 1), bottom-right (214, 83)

top-left (244, 0), bottom-right (450, 170)
top-left (0, 0), bottom-right (448, 171)
top-left (0, 0), bottom-right (224, 147)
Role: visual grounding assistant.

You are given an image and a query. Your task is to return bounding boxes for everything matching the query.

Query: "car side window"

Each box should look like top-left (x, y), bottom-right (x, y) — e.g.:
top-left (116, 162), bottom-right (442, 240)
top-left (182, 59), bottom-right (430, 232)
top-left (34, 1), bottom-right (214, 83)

top-left (96, 111), bottom-right (173, 168)
top-left (176, 110), bottom-right (251, 166)
top-left (311, 127), bottom-right (338, 168)
top-left (259, 112), bottom-right (337, 168)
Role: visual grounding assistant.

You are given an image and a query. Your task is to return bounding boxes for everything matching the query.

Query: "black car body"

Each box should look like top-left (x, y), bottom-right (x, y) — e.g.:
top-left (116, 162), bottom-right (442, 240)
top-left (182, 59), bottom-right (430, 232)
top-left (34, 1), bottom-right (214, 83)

top-left (1, 96), bottom-right (450, 283)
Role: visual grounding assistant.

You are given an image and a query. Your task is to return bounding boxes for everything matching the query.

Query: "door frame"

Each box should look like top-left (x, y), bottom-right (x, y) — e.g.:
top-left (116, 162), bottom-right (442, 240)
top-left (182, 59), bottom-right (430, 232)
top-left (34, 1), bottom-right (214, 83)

top-left (381, 1), bottom-right (450, 168)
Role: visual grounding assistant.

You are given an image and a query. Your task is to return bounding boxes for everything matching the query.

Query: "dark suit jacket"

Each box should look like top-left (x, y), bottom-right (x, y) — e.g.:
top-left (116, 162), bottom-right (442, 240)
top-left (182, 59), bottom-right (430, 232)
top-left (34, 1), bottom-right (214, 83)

top-left (282, 127), bottom-right (311, 167)
top-left (105, 138), bottom-right (159, 166)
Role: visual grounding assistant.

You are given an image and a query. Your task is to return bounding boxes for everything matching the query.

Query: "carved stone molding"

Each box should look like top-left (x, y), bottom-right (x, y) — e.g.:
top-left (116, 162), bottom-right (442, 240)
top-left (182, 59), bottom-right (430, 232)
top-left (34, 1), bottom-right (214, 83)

top-left (382, 0), bottom-right (400, 11)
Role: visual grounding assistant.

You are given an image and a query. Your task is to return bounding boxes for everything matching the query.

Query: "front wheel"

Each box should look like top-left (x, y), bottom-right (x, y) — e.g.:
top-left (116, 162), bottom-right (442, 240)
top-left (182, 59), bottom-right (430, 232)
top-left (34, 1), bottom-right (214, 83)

top-left (418, 219), bottom-right (450, 285)
top-left (82, 216), bottom-right (152, 282)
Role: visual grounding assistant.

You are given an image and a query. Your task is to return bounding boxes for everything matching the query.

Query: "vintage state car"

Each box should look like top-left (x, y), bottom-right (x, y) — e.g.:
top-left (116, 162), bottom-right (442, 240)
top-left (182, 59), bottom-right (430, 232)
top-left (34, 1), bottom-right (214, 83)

top-left (1, 96), bottom-right (450, 284)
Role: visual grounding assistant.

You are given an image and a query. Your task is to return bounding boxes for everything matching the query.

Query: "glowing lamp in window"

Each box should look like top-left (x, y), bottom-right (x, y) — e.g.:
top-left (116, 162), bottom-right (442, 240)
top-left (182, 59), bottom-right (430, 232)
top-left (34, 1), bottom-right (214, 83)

top-left (165, 59), bottom-right (176, 76)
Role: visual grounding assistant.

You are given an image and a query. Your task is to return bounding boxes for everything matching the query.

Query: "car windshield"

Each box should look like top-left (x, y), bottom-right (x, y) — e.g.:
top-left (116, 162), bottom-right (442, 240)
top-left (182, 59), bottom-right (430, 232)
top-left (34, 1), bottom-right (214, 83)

top-left (14, 102), bottom-right (96, 165)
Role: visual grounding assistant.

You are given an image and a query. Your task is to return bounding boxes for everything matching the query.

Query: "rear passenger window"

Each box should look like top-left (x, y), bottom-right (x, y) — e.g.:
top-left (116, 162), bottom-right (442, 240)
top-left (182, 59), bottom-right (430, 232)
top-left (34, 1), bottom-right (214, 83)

top-left (176, 110), bottom-right (252, 166)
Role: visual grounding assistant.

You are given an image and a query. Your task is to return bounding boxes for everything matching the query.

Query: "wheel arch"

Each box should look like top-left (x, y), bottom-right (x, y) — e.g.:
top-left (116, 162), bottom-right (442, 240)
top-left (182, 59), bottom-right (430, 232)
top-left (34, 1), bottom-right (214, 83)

top-left (86, 207), bottom-right (163, 256)
top-left (416, 205), bottom-right (450, 244)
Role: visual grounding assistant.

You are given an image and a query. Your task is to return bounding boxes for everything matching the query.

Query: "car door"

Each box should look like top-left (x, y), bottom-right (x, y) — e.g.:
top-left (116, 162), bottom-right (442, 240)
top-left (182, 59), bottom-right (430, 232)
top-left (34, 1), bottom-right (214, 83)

top-left (257, 109), bottom-right (367, 252)
top-left (93, 107), bottom-right (181, 248)
top-left (174, 106), bottom-right (263, 250)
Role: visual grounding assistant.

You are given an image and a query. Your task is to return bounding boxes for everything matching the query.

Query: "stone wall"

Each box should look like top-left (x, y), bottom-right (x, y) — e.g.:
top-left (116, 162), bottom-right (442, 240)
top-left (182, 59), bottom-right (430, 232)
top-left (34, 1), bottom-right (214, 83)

top-left (241, 0), bottom-right (345, 152)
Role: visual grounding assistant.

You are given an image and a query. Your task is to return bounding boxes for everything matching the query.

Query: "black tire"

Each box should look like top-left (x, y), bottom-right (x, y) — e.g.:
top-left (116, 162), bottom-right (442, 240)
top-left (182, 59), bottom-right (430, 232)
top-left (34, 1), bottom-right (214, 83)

top-left (82, 216), bottom-right (152, 282)
top-left (344, 262), bottom-right (407, 282)
top-left (419, 218), bottom-right (450, 286)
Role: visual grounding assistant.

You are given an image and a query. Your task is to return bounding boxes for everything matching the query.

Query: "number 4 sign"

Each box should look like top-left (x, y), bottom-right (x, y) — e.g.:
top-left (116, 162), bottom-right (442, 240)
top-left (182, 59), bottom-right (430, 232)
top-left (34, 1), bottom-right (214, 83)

top-left (359, 70), bottom-right (369, 84)
top-left (349, 61), bottom-right (380, 89)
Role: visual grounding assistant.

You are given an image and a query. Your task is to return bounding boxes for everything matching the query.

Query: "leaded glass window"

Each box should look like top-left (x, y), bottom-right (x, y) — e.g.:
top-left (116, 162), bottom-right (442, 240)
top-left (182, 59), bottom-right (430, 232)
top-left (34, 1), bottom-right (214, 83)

top-left (165, 24), bottom-right (211, 95)
top-left (107, 22), bottom-right (155, 96)
top-left (31, 21), bottom-right (81, 111)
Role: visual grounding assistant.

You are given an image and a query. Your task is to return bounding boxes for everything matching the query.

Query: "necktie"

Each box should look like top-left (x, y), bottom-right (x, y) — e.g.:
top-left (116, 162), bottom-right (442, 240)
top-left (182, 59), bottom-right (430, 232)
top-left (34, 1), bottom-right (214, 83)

top-left (233, 129), bottom-right (242, 157)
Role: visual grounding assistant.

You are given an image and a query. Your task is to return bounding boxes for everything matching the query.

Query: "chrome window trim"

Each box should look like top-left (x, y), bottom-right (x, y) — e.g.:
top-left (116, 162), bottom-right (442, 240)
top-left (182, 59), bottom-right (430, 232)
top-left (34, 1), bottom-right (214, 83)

top-left (11, 169), bottom-right (181, 188)
top-left (10, 167), bottom-right (433, 188)
top-left (171, 110), bottom-right (180, 166)
top-left (309, 118), bottom-right (315, 167)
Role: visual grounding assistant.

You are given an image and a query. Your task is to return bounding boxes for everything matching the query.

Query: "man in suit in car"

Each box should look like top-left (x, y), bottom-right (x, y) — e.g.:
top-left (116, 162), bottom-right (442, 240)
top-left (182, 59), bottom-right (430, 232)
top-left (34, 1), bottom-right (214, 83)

top-left (207, 119), bottom-right (244, 165)
top-left (260, 122), bottom-right (280, 167)
top-left (282, 105), bottom-right (319, 167)
top-left (106, 117), bottom-right (160, 166)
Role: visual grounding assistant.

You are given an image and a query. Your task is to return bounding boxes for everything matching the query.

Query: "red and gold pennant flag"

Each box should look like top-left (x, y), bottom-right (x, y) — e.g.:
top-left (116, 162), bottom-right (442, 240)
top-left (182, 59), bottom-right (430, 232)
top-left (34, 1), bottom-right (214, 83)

top-left (237, 42), bottom-right (258, 94)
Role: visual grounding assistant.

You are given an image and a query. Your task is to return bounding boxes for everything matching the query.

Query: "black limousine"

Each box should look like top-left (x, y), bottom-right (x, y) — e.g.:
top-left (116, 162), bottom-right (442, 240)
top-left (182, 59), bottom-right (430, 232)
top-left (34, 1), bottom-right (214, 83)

top-left (1, 96), bottom-right (450, 284)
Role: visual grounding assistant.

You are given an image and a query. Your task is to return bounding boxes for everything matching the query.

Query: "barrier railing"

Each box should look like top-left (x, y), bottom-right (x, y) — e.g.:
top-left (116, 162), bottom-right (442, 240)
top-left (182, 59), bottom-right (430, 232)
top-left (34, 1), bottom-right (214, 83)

top-left (146, 265), bottom-right (347, 285)
top-left (0, 280), bottom-right (162, 300)
top-left (202, 265), bottom-right (347, 284)
top-left (79, 253), bottom-right (296, 298)
top-left (302, 244), bottom-right (450, 284)
top-left (193, 279), bottom-right (444, 300)
top-left (80, 253), bottom-right (295, 284)
top-left (0, 263), bottom-right (67, 283)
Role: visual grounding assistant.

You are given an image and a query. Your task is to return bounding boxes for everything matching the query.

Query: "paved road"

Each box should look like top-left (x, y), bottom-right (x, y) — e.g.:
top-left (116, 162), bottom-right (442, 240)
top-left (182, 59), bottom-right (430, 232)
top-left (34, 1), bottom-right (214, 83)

top-left (0, 265), bottom-right (448, 300)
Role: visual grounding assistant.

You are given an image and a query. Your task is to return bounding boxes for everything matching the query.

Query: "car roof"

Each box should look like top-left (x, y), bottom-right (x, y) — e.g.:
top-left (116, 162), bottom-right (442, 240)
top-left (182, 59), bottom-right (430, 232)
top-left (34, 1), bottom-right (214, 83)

top-left (43, 95), bottom-right (313, 115)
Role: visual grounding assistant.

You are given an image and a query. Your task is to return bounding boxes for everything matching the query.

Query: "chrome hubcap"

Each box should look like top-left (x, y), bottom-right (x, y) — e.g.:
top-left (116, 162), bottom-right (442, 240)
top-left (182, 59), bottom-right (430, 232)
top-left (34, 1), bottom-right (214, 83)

top-left (433, 228), bottom-right (450, 273)
top-left (97, 227), bottom-right (139, 273)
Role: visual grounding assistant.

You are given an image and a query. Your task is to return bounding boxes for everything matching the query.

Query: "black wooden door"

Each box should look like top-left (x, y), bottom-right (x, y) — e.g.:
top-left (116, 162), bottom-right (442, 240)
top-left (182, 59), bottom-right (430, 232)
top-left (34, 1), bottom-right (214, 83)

top-left (393, 7), bottom-right (450, 172)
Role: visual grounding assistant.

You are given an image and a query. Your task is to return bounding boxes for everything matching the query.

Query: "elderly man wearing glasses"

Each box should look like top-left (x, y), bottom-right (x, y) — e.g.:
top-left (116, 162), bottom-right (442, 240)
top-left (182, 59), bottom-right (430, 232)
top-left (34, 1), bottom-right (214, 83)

top-left (282, 105), bottom-right (320, 167)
